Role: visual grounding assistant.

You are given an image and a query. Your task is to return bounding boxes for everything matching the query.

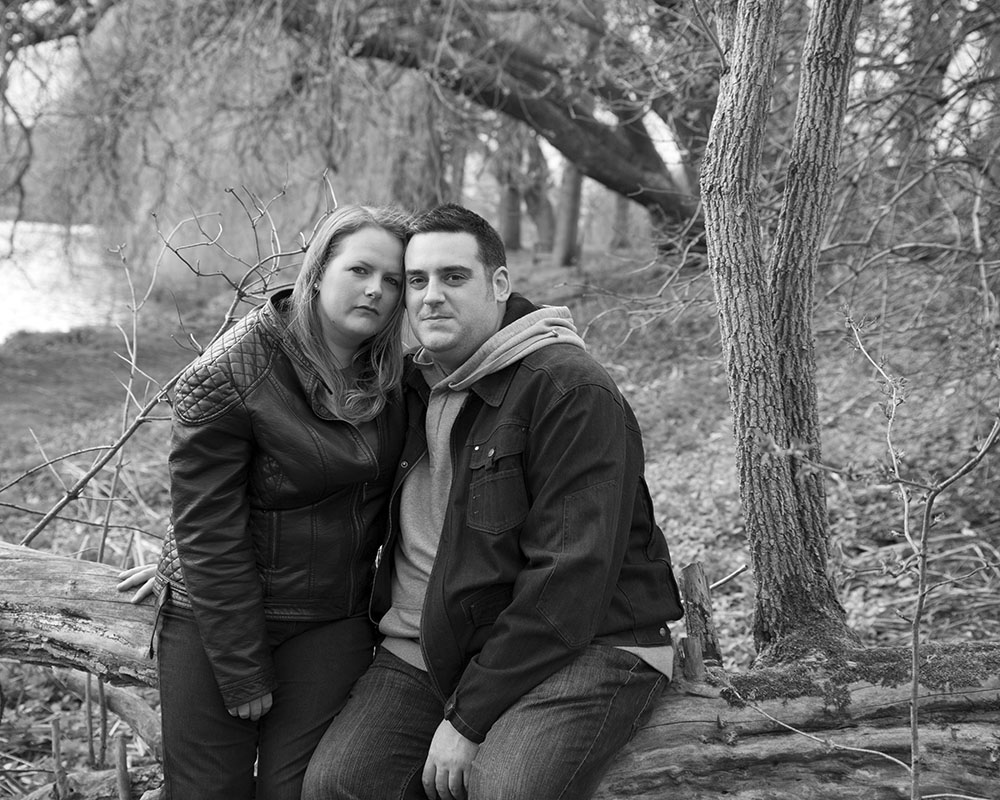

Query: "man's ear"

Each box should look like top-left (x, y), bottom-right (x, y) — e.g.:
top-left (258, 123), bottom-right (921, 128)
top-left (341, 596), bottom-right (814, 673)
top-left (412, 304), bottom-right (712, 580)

top-left (492, 266), bottom-right (512, 302)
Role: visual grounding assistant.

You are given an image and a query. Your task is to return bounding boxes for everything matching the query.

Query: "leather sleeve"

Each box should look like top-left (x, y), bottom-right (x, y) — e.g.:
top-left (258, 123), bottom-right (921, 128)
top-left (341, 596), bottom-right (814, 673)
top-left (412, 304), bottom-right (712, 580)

top-left (168, 356), bottom-right (275, 709)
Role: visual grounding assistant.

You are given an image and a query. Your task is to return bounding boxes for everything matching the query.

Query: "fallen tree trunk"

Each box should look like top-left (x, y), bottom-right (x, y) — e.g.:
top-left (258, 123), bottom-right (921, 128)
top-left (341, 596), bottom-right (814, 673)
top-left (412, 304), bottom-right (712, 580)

top-left (3, 542), bottom-right (1000, 799)
top-left (0, 541), bottom-right (156, 686)
top-left (597, 666), bottom-right (1000, 799)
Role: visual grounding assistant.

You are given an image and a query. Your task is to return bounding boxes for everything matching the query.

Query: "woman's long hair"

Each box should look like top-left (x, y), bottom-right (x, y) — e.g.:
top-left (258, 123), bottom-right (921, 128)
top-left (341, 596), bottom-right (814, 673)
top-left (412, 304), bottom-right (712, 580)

top-left (288, 204), bottom-right (409, 423)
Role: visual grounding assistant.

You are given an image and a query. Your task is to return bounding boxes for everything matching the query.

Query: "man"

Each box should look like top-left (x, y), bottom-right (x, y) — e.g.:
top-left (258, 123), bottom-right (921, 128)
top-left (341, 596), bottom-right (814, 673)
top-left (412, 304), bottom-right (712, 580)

top-left (302, 204), bottom-right (684, 800)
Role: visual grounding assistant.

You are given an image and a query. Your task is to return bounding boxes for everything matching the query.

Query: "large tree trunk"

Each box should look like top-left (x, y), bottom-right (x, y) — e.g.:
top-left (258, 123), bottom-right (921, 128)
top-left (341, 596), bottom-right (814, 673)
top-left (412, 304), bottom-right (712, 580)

top-left (4, 541), bottom-right (999, 799)
top-left (702, 0), bottom-right (864, 657)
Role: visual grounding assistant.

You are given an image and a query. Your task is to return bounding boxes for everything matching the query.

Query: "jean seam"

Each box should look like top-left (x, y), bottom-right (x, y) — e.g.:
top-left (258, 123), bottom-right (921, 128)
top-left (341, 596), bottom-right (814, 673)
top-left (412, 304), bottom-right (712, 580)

top-left (553, 656), bottom-right (640, 800)
top-left (630, 673), bottom-right (666, 739)
top-left (397, 762), bottom-right (425, 800)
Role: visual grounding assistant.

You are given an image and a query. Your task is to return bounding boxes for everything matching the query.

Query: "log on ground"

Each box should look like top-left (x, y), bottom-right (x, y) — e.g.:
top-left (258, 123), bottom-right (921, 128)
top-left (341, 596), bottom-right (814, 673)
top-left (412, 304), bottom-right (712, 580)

top-left (4, 542), bottom-right (1000, 798)
top-left (0, 541), bottom-right (156, 686)
top-left (595, 650), bottom-right (1000, 799)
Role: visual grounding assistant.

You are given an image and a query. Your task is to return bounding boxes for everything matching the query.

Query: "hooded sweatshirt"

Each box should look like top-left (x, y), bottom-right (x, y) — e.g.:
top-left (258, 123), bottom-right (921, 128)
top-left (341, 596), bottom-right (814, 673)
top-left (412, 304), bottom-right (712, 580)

top-left (379, 305), bottom-right (673, 681)
top-left (379, 306), bottom-right (585, 668)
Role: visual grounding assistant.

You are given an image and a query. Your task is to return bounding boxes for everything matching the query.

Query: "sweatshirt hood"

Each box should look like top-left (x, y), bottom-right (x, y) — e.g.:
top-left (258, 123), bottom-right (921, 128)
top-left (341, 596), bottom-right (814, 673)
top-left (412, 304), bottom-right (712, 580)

top-left (413, 303), bottom-right (586, 392)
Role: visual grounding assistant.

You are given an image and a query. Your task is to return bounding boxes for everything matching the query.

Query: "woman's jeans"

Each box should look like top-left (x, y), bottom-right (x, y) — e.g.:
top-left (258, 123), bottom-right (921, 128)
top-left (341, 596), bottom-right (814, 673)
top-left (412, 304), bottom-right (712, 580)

top-left (157, 604), bottom-right (374, 800)
top-left (301, 644), bottom-right (667, 800)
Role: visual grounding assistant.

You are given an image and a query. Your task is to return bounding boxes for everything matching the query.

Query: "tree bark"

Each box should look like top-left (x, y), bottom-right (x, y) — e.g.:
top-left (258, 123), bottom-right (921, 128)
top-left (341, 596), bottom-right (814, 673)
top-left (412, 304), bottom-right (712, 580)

top-left (0, 542), bottom-right (156, 686)
top-left (761, 0), bottom-right (865, 656)
top-left (702, 0), bottom-right (863, 657)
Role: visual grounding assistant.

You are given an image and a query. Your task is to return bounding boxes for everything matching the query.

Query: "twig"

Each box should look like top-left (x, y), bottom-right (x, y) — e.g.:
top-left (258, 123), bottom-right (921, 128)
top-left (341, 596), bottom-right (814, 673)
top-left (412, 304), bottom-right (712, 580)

top-left (51, 718), bottom-right (68, 799)
top-left (115, 734), bottom-right (130, 800)
top-left (19, 383), bottom-right (179, 546)
top-left (710, 563), bottom-right (747, 590)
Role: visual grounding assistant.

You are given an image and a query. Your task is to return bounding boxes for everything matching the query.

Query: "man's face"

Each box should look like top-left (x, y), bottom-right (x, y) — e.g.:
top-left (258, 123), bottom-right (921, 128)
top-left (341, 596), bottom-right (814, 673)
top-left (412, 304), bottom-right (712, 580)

top-left (404, 231), bottom-right (510, 373)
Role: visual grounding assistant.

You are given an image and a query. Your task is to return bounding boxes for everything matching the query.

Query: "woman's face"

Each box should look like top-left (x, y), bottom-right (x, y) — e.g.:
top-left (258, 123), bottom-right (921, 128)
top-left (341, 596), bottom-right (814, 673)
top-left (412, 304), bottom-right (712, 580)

top-left (316, 226), bottom-right (404, 366)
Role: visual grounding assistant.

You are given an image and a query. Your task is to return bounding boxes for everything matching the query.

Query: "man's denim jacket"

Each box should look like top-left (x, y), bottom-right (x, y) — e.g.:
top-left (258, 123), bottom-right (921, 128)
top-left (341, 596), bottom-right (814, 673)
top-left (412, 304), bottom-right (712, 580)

top-left (370, 294), bottom-right (684, 743)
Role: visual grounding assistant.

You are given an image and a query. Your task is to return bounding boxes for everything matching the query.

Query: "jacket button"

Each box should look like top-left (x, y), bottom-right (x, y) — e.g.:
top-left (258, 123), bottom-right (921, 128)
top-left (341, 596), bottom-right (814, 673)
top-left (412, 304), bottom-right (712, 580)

top-left (401, 461), bottom-right (408, 468)
top-left (659, 627), bottom-right (667, 637)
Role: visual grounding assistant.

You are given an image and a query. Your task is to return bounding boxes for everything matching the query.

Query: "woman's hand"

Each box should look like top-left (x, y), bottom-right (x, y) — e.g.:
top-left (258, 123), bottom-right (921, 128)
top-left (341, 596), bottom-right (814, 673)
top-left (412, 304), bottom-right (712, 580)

top-left (116, 564), bottom-right (156, 604)
top-left (227, 693), bottom-right (273, 721)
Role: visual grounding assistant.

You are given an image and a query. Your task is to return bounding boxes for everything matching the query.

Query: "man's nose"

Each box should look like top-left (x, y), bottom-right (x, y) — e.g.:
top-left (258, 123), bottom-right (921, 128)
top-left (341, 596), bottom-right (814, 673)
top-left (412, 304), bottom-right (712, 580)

top-left (422, 278), bottom-right (445, 304)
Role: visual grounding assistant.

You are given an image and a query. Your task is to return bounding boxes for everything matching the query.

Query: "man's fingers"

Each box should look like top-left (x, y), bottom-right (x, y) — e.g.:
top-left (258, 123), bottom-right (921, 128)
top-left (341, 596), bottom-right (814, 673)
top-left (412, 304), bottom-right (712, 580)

top-left (450, 769), bottom-right (467, 800)
top-left (421, 761), bottom-right (437, 799)
top-left (436, 769), bottom-right (453, 800)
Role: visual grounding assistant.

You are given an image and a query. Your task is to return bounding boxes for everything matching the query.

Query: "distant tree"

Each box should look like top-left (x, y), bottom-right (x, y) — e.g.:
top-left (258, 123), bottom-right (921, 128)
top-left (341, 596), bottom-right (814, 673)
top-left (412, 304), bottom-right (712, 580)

top-left (1, 0), bottom-right (711, 243)
top-left (552, 161), bottom-right (583, 267)
top-left (522, 137), bottom-right (556, 254)
top-left (609, 195), bottom-right (632, 251)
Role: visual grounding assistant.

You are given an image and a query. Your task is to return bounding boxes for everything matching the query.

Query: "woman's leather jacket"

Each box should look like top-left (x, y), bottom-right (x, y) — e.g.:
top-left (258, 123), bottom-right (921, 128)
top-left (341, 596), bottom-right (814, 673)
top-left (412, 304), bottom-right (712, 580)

top-left (154, 290), bottom-right (405, 707)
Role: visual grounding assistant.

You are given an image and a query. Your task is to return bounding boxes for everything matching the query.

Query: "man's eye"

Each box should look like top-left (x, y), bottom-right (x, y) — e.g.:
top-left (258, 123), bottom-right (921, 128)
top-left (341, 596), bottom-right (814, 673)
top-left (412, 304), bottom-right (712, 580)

top-left (408, 277), bottom-right (426, 287)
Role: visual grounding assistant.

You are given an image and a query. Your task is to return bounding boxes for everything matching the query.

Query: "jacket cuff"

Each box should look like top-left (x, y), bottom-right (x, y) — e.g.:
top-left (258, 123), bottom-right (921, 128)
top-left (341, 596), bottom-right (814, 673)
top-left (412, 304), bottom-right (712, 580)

top-left (218, 670), bottom-right (277, 710)
top-left (443, 696), bottom-right (487, 745)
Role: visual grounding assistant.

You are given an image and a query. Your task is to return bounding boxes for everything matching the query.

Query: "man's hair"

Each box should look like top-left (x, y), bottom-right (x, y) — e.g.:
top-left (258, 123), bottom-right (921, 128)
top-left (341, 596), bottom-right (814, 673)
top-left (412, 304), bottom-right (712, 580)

top-left (409, 203), bottom-right (506, 277)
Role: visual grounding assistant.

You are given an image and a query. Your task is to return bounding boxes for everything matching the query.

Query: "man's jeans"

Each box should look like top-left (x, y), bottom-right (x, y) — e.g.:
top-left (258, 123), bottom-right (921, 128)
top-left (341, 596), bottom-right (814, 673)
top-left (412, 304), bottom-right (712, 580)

top-left (158, 604), bottom-right (374, 800)
top-left (302, 644), bottom-right (667, 800)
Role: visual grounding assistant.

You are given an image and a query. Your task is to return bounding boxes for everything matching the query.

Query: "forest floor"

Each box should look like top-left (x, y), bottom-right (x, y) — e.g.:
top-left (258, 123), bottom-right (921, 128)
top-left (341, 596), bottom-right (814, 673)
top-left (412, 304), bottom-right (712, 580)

top-left (2, 246), bottom-right (999, 797)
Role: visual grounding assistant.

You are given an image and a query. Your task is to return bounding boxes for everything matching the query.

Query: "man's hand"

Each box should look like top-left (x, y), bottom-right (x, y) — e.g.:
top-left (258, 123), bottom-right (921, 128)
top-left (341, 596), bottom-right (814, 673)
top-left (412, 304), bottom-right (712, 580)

top-left (227, 692), bottom-right (273, 721)
top-left (422, 719), bottom-right (480, 800)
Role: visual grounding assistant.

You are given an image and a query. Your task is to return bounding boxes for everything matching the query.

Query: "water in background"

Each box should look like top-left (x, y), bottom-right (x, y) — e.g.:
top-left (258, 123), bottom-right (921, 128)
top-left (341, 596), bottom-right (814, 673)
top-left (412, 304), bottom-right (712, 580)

top-left (0, 220), bottom-right (126, 343)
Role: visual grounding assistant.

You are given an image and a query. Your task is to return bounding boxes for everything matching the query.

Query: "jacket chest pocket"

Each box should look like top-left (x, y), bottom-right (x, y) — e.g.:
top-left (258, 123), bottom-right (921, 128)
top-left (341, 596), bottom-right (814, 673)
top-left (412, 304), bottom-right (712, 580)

top-left (466, 425), bottom-right (529, 535)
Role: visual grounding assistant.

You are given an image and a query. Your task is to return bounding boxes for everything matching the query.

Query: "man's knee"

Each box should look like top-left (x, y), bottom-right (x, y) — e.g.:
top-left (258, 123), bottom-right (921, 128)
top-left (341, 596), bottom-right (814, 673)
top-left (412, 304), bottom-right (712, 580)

top-left (469, 752), bottom-right (563, 800)
top-left (300, 752), bottom-right (361, 800)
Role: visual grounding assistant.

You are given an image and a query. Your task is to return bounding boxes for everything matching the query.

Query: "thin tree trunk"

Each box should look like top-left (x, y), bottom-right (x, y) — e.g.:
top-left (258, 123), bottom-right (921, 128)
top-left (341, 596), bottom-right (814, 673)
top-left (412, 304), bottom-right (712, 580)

top-left (449, 141), bottom-right (467, 205)
top-left (523, 139), bottom-right (555, 253)
top-left (497, 182), bottom-right (522, 251)
top-left (763, 0), bottom-right (866, 653)
top-left (553, 161), bottom-right (582, 267)
top-left (609, 195), bottom-right (631, 250)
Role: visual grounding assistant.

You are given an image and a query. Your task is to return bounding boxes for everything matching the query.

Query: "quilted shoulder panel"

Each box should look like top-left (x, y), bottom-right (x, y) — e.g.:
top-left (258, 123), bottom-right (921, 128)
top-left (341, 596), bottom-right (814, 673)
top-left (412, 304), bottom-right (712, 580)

top-left (173, 312), bottom-right (273, 423)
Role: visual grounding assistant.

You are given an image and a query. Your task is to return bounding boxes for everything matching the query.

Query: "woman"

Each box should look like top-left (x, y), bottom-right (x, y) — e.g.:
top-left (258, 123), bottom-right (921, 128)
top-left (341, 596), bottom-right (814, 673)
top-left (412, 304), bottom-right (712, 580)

top-left (121, 204), bottom-right (410, 799)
